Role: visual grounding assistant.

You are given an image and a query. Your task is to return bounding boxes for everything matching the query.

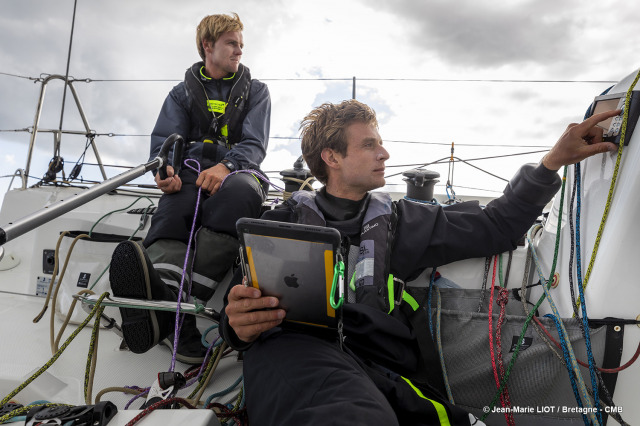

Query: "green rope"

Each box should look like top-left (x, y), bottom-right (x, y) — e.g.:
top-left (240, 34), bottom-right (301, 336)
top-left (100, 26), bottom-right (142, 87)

top-left (83, 304), bottom-right (105, 404)
top-left (1, 292), bottom-right (109, 406)
top-left (187, 345), bottom-right (222, 400)
top-left (577, 69), bottom-right (640, 309)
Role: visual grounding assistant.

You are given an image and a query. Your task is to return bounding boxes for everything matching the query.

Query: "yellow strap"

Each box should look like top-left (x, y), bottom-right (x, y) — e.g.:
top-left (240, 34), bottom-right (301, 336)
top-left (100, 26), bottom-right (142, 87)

top-left (207, 100), bottom-right (227, 114)
top-left (402, 290), bottom-right (419, 311)
top-left (387, 274), bottom-right (395, 314)
top-left (401, 377), bottom-right (451, 426)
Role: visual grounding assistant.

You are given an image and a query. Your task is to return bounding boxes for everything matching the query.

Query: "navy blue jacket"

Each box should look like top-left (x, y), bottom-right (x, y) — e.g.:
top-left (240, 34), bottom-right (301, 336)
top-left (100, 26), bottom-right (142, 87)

top-left (149, 69), bottom-right (271, 171)
top-left (220, 163), bottom-right (560, 374)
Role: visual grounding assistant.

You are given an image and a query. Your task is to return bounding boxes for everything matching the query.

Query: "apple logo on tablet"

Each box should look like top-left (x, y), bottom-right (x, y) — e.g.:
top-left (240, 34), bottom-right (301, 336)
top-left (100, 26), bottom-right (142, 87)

top-left (284, 274), bottom-right (299, 288)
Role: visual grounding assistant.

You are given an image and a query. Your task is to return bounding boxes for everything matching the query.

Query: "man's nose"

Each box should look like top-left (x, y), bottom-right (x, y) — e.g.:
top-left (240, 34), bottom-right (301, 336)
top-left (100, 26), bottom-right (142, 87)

top-left (379, 146), bottom-right (390, 161)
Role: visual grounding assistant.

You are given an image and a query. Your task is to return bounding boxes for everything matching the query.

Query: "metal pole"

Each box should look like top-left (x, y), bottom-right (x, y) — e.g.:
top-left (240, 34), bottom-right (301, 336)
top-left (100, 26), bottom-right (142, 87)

top-left (0, 158), bottom-right (162, 246)
top-left (352, 76), bottom-right (356, 99)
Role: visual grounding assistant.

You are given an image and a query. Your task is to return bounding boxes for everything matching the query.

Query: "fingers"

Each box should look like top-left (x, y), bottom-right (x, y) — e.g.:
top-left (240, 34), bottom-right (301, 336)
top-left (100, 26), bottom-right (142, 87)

top-left (577, 109), bottom-right (622, 135)
top-left (195, 171), bottom-right (222, 195)
top-left (155, 166), bottom-right (182, 193)
top-left (226, 284), bottom-right (285, 343)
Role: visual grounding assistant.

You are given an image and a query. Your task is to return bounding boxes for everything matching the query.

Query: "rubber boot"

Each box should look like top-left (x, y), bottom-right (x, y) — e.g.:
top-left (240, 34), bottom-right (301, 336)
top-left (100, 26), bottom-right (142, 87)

top-left (109, 241), bottom-right (176, 354)
top-left (146, 239), bottom-right (207, 365)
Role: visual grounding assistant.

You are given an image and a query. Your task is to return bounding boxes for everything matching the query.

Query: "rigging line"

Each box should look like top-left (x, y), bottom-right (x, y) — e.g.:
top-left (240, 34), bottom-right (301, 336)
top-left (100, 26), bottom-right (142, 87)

top-left (4, 74), bottom-right (617, 84)
top-left (87, 78), bottom-right (181, 82)
top-left (0, 71), bottom-right (38, 80)
top-left (270, 135), bottom-right (554, 149)
top-left (57, 0), bottom-right (79, 143)
top-left (0, 128), bottom-right (31, 133)
top-left (384, 150), bottom-right (548, 178)
top-left (352, 77), bottom-right (618, 84)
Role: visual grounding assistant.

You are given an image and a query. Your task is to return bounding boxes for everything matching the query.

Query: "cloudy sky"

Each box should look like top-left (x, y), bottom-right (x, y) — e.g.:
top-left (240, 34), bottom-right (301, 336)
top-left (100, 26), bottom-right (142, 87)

top-left (1, 0), bottom-right (638, 205)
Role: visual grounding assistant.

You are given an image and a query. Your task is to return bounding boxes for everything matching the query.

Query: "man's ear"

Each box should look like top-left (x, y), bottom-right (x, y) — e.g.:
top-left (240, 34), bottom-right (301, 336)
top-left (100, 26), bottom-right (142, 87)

top-left (321, 148), bottom-right (341, 170)
top-left (203, 40), bottom-right (214, 56)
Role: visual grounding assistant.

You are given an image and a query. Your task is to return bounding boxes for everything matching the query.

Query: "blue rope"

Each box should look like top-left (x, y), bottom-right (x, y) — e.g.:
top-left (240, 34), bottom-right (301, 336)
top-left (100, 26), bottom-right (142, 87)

top-left (544, 314), bottom-right (588, 425)
top-left (427, 268), bottom-right (437, 338)
top-left (202, 323), bottom-right (224, 348)
top-left (527, 226), bottom-right (598, 424)
top-left (204, 375), bottom-right (243, 407)
top-left (575, 162), bottom-right (603, 424)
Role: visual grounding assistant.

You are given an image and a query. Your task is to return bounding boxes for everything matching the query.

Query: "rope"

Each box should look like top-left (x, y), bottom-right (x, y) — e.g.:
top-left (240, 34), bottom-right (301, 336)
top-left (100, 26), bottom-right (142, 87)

top-left (434, 287), bottom-right (455, 404)
top-left (527, 225), bottom-right (598, 425)
top-left (532, 315), bottom-right (640, 373)
top-left (487, 255), bottom-right (514, 425)
top-left (544, 314), bottom-right (589, 425)
top-left (124, 397), bottom-right (196, 426)
top-left (579, 69), bottom-right (640, 304)
top-left (168, 158), bottom-right (204, 372)
top-left (32, 231), bottom-right (70, 323)
top-left (94, 386), bottom-right (143, 403)
top-left (477, 256), bottom-right (491, 312)
top-left (204, 375), bottom-right (243, 407)
top-left (281, 175), bottom-right (315, 200)
top-left (83, 303), bottom-right (104, 405)
top-left (1, 293), bottom-right (108, 406)
top-left (495, 253), bottom-right (515, 426)
top-left (427, 268), bottom-right (437, 338)
top-left (574, 162), bottom-right (603, 424)
top-left (482, 168), bottom-right (569, 420)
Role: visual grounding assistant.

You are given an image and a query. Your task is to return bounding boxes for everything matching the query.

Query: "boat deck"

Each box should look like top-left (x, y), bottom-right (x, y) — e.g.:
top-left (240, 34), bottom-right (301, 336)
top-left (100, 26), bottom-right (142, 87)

top-left (0, 291), bottom-right (241, 425)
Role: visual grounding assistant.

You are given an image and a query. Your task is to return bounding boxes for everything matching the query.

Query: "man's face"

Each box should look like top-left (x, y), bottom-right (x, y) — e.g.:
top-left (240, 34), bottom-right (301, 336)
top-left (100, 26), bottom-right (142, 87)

top-left (332, 122), bottom-right (389, 196)
top-left (205, 31), bottom-right (243, 76)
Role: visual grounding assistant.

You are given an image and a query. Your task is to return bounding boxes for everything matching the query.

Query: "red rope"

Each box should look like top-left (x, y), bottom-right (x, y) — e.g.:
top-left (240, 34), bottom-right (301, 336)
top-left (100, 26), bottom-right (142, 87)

top-left (496, 287), bottom-right (515, 426)
top-left (125, 397), bottom-right (196, 426)
top-left (207, 402), bottom-right (248, 425)
top-left (488, 255), bottom-right (514, 425)
top-left (532, 315), bottom-right (640, 373)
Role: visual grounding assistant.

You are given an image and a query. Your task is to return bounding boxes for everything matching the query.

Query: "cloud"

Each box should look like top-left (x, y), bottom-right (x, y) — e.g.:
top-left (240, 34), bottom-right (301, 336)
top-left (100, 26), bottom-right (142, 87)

top-left (367, 0), bottom-right (582, 70)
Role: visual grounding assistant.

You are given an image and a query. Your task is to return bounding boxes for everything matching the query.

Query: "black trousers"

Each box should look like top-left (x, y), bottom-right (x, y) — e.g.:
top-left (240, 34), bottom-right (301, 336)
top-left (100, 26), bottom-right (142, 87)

top-left (144, 167), bottom-right (266, 247)
top-left (243, 331), bottom-right (473, 426)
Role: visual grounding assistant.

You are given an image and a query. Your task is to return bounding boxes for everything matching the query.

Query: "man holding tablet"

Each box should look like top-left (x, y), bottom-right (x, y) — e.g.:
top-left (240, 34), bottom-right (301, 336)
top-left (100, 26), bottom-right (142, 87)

top-left (220, 100), bottom-right (620, 425)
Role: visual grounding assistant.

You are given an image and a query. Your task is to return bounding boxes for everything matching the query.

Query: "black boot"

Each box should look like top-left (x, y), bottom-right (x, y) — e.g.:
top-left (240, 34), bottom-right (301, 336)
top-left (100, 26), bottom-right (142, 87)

top-left (109, 240), bottom-right (176, 354)
top-left (146, 239), bottom-right (208, 365)
top-left (161, 314), bottom-right (208, 365)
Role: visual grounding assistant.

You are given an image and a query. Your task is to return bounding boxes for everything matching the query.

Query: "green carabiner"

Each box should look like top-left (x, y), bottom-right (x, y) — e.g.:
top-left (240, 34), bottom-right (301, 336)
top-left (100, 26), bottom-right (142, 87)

top-left (330, 259), bottom-right (345, 309)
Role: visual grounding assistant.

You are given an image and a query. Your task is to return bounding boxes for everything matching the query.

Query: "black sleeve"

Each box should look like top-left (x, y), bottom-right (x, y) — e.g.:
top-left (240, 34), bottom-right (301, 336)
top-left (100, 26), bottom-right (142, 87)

top-left (391, 163), bottom-right (560, 281)
top-left (218, 206), bottom-right (294, 351)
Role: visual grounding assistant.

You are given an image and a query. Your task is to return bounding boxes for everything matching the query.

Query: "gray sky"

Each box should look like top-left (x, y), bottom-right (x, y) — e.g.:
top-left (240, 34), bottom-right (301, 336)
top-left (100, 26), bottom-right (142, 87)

top-left (1, 0), bottom-right (638, 203)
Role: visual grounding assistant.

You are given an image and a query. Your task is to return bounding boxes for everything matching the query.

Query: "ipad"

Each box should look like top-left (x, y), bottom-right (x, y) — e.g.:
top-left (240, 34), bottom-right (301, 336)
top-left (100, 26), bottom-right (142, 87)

top-left (236, 217), bottom-right (343, 329)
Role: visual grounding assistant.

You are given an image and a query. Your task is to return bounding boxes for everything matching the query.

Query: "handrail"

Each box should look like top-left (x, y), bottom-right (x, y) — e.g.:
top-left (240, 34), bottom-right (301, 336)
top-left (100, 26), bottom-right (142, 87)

top-left (24, 74), bottom-right (107, 188)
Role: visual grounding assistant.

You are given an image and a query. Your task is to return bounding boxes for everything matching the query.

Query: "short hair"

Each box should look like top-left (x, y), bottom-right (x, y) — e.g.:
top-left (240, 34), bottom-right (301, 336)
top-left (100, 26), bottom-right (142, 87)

top-left (300, 100), bottom-right (378, 184)
top-left (196, 13), bottom-right (244, 61)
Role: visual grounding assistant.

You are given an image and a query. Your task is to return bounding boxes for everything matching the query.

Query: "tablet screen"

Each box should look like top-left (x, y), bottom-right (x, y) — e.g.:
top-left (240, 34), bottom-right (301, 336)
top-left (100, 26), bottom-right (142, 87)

top-left (244, 233), bottom-right (336, 327)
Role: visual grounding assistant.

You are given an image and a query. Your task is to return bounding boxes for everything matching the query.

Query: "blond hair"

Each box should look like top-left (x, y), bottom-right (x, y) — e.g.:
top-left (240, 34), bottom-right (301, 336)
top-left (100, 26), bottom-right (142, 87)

top-left (196, 13), bottom-right (243, 61)
top-left (300, 100), bottom-right (378, 184)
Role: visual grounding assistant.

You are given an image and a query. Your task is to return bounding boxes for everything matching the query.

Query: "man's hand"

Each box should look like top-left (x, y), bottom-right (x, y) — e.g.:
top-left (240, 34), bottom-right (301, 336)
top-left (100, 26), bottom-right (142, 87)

top-left (155, 165), bottom-right (182, 194)
top-left (542, 109), bottom-right (622, 171)
top-left (226, 283), bottom-right (285, 343)
top-left (196, 163), bottom-right (230, 195)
